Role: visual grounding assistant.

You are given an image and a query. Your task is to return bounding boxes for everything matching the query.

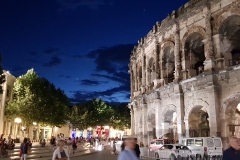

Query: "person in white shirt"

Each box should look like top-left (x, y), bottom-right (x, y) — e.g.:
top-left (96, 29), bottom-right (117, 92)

top-left (52, 139), bottom-right (69, 160)
top-left (66, 138), bottom-right (72, 155)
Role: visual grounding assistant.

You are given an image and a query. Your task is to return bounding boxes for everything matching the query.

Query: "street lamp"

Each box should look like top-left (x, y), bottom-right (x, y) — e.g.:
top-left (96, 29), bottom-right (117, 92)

top-left (14, 117), bottom-right (22, 124)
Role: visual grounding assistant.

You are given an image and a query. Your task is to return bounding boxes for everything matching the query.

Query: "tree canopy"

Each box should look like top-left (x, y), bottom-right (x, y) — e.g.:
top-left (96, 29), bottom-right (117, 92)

top-left (69, 99), bottom-right (131, 130)
top-left (5, 69), bottom-right (70, 126)
top-left (110, 103), bottom-right (131, 130)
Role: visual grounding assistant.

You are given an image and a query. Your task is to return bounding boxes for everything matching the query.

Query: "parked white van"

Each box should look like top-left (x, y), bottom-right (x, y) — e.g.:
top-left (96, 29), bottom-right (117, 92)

top-left (181, 137), bottom-right (223, 159)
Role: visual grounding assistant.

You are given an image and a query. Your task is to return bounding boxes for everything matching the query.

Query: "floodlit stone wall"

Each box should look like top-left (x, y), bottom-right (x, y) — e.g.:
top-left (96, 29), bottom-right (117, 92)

top-left (128, 0), bottom-right (240, 148)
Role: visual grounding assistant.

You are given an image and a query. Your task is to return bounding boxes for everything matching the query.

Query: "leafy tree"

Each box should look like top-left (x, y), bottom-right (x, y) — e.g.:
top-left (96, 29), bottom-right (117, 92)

top-left (5, 69), bottom-right (70, 126)
top-left (69, 99), bottom-right (131, 130)
top-left (69, 99), bottom-right (114, 129)
top-left (110, 103), bottom-right (131, 130)
top-left (0, 54), bottom-right (5, 93)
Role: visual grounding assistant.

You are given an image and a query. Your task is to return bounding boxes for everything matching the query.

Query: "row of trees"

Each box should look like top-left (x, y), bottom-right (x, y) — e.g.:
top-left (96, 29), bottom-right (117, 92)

top-left (70, 99), bottom-right (131, 130)
top-left (5, 69), bottom-right (130, 130)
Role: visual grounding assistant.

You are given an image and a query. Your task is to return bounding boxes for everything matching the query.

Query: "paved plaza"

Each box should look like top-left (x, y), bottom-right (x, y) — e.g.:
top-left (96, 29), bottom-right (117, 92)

top-left (1, 142), bottom-right (154, 160)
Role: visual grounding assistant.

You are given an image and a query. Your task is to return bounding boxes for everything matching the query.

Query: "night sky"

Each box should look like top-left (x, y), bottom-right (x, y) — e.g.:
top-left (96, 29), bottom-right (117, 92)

top-left (0, 0), bottom-right (189, 103)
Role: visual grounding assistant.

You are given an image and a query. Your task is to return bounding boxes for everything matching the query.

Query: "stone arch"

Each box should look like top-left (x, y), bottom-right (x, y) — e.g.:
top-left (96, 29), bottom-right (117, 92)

top-left (161, 104), bottom-right (178, 139)
top-left (161, 104), bottom-right (177, 122)
top-left (160, 41), bottom-right (175, 59)
top-left (147, 57), bottom-right (156, 86)
top-left (185, 99), bottom-right (210, 137)
top-left (147, 107), bottom-right (156, 139)
top-left (185, 99), bottom-right (209, 118)
top-left (217, 13), bottom-right (240, 67)
top-left (160, 41), bottom-right (175, 83)
top-left (221, 92), bottom-right (240, 114)
top-left (214, 8), bottom-right (240, 35)
top-left (182, 26), bottom-right (207, 48)
top-left (182, 26), bottom-right (207, 77)
top-left (220, 92), bottom-right (240, 144)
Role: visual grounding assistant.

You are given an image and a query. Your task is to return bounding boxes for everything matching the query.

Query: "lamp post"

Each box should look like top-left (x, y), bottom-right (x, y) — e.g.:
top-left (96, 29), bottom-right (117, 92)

top-left (14, 117), bottom-right (22, 139)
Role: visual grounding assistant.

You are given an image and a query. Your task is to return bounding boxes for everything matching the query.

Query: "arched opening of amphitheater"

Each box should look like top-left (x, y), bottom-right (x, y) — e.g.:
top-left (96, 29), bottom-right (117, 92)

top-left (162, 46), bottom-right (175, 83)
top-left (184, 32), bottom-right (205, 76)
top-left (188, 106), bottom-right (210, 137)
top-left (147, 113), bottom-right (156, 140)
top-left (162, 110), bottom-right (178, 141)
top-left (219, 15), bottom-right (240, 67)
top-left (222, 101), bottom-right (240, 138)
top-left (147, 57), bottom-right (156, 89)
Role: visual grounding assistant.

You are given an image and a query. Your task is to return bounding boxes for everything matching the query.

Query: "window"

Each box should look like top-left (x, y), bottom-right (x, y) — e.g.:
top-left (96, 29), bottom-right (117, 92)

top-left (156, 140), bottom-right (163, 145)
top-left (176, 145), bottom-right (189, 150)
top-left (214, 139), bottom-right (222, 147)
top-left (186, 139), bottom-right (195, 146)
top-left (182, 140), bottom-right (186, 145)
top-left (206, 138), bottom-right (214, 147)
top-left (163, 145), bottom-right (173, 149)
top-left (150, 141), bottom-right (155, 144)
top-left (195, 139), bottom-right (203, 146)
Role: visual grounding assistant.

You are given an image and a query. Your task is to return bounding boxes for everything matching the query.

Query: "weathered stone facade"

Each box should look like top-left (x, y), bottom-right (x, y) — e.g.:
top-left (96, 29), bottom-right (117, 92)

top-left (128, 0), bottom-right (240, 148)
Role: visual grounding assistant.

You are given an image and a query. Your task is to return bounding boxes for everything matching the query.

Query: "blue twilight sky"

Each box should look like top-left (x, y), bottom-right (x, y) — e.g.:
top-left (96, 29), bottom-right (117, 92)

top-left (0, 0), bottom-right (189, 103)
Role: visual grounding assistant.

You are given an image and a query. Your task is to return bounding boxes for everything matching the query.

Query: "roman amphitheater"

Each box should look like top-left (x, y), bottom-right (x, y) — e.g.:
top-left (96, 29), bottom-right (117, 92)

top-left (128, 0), bottom-right (240, 148)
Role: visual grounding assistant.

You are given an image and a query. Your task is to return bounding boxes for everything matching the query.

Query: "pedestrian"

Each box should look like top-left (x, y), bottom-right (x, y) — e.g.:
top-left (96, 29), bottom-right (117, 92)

top-left (20, 138), bottom-right (28, 160)
top-left (222, 136), bottom-right (240, 160)
top-left (8, 134), bottom-right (11, 143)
top-left (50, 136), bottom-right (56, 149)
top-left (66, 138), bottom-right (72, 155)
top-left (52, 139), bottom-right (69, 160)
top-left (118, 135), bottom-right (139, 160)
top-left (72, 138), bottom-right (77, 154)
top-left (112, 139), bottom-right (117, 154)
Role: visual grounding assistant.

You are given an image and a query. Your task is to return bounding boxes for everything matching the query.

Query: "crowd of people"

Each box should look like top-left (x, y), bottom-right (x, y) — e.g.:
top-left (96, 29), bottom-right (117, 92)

top-left (0, 134), bottom-right (16, 157)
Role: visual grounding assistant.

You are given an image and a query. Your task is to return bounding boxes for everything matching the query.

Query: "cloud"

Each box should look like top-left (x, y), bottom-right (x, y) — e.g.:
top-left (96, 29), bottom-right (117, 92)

top-left (43, 56), bottom-right (62, 67)
top-left (71, 83), bottom-right (130, 103)
top-left (57, 0), bottom-right (113, 11)
top-left (91, 73), bottom-right (127, 84)
top-left (44, 48), bottom-right (59, 54)
top-left (59, 75), bottom-right (70, 78)
top-left (87, 44), bottom-right (134, 73)
top-left (70, 44), bottom-right (134, 103)
top-left (80, 79), bottom-right (107, 86)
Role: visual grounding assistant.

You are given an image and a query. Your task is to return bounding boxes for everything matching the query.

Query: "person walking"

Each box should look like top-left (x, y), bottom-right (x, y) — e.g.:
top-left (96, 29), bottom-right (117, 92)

top-left (118, 135), bottom-right (139, 160)
top-left (50, 136), bottom-right (56, 149)
top-left (20, 138), bottom-right (29, 160)
top-left (52, 139), bottom-right (69, 160)
top-left (72, 138), bottom-right (77, 154)
top-left (222, 136), bottom-right (240, 160)
top-left (66, 138), bottom-right (72, 155)
top-left (8, 134), bottom-right (11, 143)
